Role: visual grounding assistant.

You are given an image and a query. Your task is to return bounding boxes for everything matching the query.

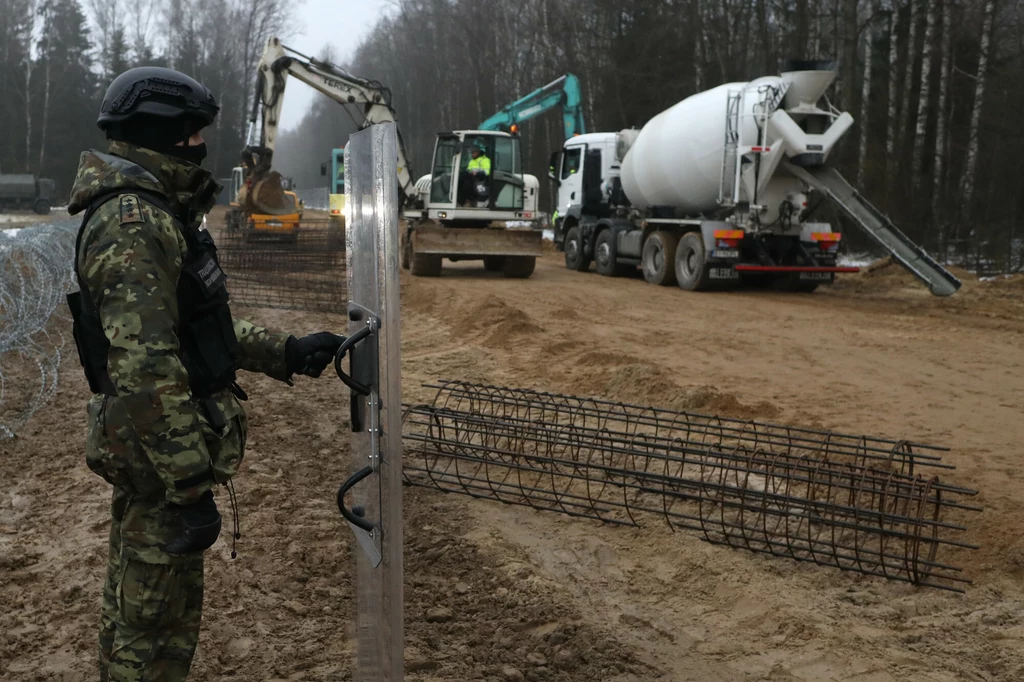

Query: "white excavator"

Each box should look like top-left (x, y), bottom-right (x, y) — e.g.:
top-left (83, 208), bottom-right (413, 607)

top-left (239, 38), bottom-right (544, 278)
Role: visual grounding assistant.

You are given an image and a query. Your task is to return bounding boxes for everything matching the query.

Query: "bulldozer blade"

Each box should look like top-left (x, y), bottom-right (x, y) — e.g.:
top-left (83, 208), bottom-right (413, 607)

top-left (239, 171), bottom-right (295, 216)
top-left (411, 225), bottom-right (542, 257)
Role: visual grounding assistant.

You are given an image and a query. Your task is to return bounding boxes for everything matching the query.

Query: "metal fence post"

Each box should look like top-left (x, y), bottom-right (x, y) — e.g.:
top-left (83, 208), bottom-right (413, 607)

top-left (337, 123), bottom-right (403, 680)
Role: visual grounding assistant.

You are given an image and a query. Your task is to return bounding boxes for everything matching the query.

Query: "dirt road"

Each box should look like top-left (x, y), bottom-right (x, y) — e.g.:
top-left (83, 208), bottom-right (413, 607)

top-left (3, 243), bottom-right (1023, 680)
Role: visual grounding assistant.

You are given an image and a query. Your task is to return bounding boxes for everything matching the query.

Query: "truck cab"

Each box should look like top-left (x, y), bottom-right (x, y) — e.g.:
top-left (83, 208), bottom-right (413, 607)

top-left (0, 174), bottom-right (57, 214)
top-left (548, 133), bottom-right (619, 240)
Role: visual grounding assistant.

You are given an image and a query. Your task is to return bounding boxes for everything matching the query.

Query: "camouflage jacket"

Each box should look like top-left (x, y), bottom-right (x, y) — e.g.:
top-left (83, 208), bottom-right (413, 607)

top-left (68, 141), bottom-right (290, 508)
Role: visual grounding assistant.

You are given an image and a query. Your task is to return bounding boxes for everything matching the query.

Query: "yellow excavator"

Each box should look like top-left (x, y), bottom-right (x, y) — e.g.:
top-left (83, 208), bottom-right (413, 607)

top-left (225, 167), bottom-right (303, 241)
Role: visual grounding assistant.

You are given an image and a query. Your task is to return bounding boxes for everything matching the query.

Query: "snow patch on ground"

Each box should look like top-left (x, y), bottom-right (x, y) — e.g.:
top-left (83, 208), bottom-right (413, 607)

top-left (837, 252), bottom-right (877, 268)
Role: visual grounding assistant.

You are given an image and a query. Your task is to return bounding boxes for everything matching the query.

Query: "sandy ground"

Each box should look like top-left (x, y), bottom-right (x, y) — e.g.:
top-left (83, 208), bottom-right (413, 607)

top-left (3, 220), bottom-right (1024, 680)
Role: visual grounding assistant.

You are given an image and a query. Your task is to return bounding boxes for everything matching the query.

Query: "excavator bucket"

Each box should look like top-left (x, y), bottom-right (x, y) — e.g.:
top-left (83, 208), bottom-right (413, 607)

top-left (237, 170), bottom-right (295, 216)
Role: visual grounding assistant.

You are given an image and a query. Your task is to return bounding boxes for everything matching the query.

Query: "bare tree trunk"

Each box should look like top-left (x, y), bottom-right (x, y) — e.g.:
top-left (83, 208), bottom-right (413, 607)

top-left (37, 51), bottom-right (50, 171)
top-left (793, 0), bottom-right (808, 50)
top-left (910, 0), bottom-right (936, 191)
top-left (693, 0), bottom-right (704, 91)
top-left (885, 0), bottom-right (901, 190)
top-left (756, 0), bottom-right (770, 74)
top-left (811, 0), bottom-right (821, 58)
top-left (738, 0), bottom-right (754, 77)
top-left (932, 0), bottom-right (953, 218)
top-left (962, 0), bottom-right (995, 213)
top-left (86, 0), bottom-right (120, 76)
top-left (130, 0), bottom-right (156, 58)
top-left (857, 4), bottom-right (878, 187)
top-left (23, 2), bottom-right (34, 173)
top-left (840, 0), bottom-right (858, 112)
top-left (897, 0), bottom-right (918, 161)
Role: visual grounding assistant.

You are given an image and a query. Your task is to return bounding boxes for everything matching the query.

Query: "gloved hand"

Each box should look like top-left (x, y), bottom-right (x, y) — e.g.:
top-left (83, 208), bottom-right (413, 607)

top-left (286, 332), bottom-right (345, 378)
top-left (164, 490), bottom-right (222, 554)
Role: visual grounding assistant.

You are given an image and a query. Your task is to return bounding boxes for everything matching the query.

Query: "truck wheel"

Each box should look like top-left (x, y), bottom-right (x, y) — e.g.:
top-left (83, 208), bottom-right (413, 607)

top-left (563, 226), bottom-right (590, 271)
top-left (503, 256), bottom-right (535, 279)
top-left (594, 229), bottom-right (625, 277)
top-left (411, 251), bottom-right (442, 277)
top-left (33, 198), bottom-right (50, 215)
top-left (675, 232), bottom-right (711, 291)
top-left (642, 231), bottom-right (678, 286)
top-left (483, 256), bottom-right (505, 272)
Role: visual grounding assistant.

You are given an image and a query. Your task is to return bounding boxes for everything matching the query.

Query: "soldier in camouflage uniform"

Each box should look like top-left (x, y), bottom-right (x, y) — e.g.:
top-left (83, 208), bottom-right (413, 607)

top-left (66, 67), bottom-right (345, 681)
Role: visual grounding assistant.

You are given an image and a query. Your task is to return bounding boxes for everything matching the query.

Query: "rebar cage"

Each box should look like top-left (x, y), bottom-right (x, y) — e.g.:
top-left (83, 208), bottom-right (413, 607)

top-left (214, 218), bottom-right (347, 313)
top-left (403, 380), bottom-right (981, 592)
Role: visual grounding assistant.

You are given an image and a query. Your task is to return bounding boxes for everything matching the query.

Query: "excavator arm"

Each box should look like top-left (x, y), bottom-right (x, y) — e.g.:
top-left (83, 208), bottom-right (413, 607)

top-left (241, 37), bottom-right (416, 213)
top-left (479, 74), bottom-right (586, 139)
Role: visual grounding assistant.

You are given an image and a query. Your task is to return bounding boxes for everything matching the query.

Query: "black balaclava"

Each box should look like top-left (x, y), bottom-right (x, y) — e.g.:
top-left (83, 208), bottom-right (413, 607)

top-left (107, 113), bottom-right (208, 166)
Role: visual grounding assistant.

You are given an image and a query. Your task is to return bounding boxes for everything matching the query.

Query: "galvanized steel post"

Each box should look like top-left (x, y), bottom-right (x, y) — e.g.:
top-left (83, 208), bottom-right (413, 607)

top-left (340, 123), bottom-right (404, 680)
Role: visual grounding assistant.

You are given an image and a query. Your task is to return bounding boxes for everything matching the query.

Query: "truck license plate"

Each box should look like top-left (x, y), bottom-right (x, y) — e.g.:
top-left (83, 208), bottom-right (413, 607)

top-left (709, 267), bottom-right (740, 280)
top-left (799, 272), bottom-right (832, 281)
top-left (712, 249), bottom-right (739, 259)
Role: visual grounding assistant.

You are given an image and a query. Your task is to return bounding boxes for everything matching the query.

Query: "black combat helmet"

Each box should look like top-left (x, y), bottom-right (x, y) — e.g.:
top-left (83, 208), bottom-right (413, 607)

top-left (98, 67), bottom-right (219, 155)
top-left (98, 66), bottom-right (219, 130)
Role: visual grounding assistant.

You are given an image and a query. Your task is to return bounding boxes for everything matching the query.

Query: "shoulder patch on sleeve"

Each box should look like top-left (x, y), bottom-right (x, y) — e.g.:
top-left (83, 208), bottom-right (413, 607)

top-left (119, 194), bottom-right (145, 225)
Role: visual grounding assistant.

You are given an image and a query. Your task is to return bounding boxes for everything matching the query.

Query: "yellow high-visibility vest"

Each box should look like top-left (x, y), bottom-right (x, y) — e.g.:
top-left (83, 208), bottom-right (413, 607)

top-left (467, 155), bottom-right (491, 176)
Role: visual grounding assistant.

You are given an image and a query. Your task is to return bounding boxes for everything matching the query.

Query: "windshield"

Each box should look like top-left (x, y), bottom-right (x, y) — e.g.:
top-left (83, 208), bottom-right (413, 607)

top-left (432, 135), bottom-right (460, 203)
top-left (460, 135), bottom-right (520, 176)
top-left (493, 137), bottom-right (520, 175)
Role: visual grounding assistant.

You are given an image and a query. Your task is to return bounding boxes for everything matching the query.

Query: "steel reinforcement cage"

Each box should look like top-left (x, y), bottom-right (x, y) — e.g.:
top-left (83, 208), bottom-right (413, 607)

top-left (402, 380), bottom-right (981, 592)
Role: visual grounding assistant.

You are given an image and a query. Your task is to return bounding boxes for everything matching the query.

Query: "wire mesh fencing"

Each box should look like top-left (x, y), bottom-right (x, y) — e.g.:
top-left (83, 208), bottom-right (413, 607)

top-left (0, 222), bottom-right (78, 438)
top-left (403, 380), bottom-right (982, 592)
top-left (214, 218), bottom-right (347, 313)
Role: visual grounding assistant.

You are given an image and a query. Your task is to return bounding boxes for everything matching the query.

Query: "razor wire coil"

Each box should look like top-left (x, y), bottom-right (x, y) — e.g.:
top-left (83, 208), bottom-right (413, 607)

top-left (0, 221), bottom-right (78, 438)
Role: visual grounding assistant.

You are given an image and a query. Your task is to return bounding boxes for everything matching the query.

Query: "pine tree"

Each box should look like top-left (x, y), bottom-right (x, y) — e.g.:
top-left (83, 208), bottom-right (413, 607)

top-left (37, 0), bottom-right (99, 194)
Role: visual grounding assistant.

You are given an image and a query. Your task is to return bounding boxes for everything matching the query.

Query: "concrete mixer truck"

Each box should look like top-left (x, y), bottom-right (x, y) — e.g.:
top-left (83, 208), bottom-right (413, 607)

top-left (550, 61), bottom-right (960, 295)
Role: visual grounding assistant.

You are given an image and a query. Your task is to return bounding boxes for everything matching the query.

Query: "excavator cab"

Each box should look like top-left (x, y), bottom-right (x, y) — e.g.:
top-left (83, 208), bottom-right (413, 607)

top-left (426, 131), bottom-right (526, 217)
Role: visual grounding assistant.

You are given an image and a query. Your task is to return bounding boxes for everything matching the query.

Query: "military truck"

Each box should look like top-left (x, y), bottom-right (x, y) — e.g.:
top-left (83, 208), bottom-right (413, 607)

top-left (0, 174), bottom-right (58, 215)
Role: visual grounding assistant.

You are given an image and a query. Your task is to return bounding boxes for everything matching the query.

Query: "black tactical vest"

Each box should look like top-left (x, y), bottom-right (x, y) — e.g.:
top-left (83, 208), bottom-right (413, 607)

top-left (67, 189), bottom-right (239, 403)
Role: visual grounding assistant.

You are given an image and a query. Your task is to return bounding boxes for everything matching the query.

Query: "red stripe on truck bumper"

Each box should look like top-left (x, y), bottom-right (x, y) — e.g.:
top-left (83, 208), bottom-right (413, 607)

top-left (733, 265), bottom-right (861, 273)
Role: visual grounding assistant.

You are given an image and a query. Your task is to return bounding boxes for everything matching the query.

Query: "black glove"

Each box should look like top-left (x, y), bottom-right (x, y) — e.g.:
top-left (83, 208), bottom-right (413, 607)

top-left (164, 490), bottom-right (222, 554)
top-left (286, 332), bottom-right (345, 378)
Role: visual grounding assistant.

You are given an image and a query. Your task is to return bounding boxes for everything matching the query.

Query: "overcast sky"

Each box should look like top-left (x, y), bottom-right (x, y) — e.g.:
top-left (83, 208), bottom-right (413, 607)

top-left (278, 0), bottom-right (392, 132)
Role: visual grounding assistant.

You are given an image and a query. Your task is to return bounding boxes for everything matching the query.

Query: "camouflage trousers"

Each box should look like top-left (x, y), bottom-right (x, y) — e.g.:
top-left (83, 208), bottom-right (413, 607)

top-left (99, 487), bottom-right (204, 682)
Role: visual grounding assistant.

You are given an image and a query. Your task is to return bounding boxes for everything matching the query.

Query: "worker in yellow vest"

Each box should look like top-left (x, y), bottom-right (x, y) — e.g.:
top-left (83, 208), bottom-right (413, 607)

top-left (467, 141), bottom-right (491, 176)
top-left (460, 140), bottom-right (491, 205)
